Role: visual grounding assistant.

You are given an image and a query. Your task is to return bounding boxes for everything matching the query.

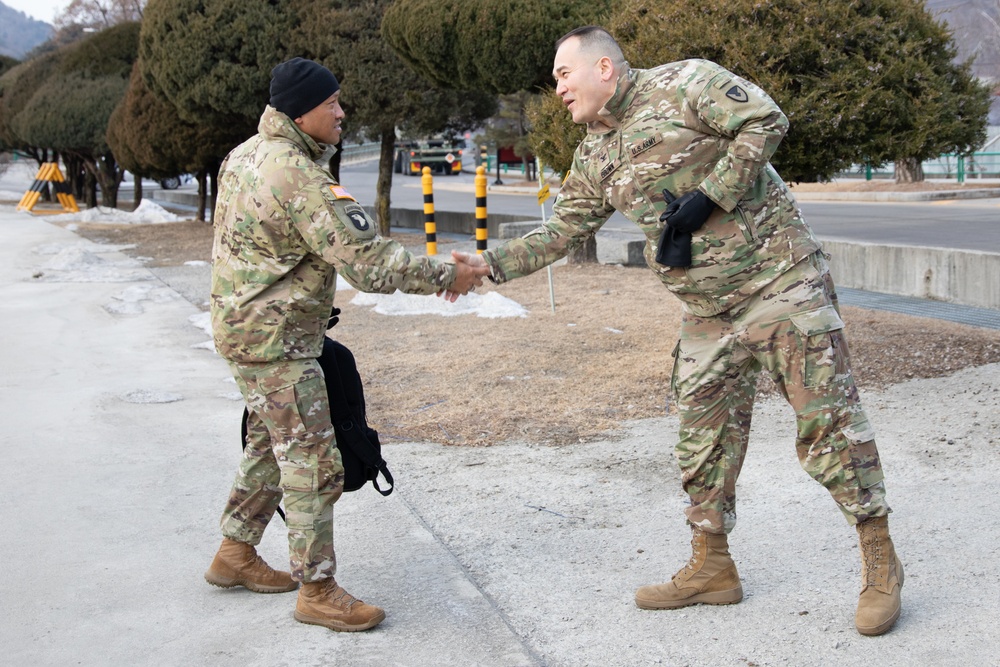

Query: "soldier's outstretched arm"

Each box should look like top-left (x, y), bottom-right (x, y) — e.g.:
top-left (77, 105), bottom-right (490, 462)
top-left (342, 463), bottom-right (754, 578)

top-left (289, 181), bottom-right (467, 296)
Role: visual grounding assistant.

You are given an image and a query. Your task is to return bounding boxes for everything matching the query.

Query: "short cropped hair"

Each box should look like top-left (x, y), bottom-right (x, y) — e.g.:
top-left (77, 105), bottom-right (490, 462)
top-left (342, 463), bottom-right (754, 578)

top-left (555, 26), bottom-right (626, 67)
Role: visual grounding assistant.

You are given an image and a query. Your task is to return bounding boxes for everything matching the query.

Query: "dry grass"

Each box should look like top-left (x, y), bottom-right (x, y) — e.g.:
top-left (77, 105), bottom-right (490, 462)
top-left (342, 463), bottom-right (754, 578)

top-left (68, 219), bottom-right (1000, 446)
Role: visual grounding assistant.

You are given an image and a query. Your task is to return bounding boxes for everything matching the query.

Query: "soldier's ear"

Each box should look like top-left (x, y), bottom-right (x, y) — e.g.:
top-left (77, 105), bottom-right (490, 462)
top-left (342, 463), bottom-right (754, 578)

top-left (598, 56), bottom-right (616, 81)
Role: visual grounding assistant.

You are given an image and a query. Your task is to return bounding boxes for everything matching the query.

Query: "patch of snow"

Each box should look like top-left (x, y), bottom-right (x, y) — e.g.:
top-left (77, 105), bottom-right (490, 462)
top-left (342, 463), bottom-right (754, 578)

top-left (350, 290), bottom-right (527, 318)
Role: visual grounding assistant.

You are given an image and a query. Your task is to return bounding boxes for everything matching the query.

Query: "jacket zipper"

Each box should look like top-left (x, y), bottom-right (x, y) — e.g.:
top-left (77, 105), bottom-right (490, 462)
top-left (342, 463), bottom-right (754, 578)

top-left (736, 204), bottom-right (758, 243)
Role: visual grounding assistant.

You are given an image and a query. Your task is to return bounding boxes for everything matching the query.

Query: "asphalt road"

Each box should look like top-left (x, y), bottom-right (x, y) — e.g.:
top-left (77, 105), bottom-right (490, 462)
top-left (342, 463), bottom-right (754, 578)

top-left (336, 160), bottom-right (1000, 253)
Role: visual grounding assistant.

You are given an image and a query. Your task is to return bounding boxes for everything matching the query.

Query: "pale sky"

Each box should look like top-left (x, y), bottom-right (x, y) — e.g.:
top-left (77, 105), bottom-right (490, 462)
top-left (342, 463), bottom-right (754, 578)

top-left (4, 0), bottom-right (67, 24)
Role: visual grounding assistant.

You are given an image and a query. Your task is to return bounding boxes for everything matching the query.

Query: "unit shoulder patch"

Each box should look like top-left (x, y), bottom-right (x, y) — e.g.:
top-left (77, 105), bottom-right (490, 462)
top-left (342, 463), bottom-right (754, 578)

top-left (343, 203), bottom-right (371, 233)
top-left (725, 85), bottom-right (749, 103)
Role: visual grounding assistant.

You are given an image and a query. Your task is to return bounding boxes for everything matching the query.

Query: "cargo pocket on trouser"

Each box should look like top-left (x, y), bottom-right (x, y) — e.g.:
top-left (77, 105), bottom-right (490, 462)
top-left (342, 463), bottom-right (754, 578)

top-left (788, 304), bottom-right (847, 389)
top-left (827, 417), bottom-right (888, 522)
top-left (264, 378), bottom-right (338, 530)
top-left (839, 419), bottom-right (884, 490)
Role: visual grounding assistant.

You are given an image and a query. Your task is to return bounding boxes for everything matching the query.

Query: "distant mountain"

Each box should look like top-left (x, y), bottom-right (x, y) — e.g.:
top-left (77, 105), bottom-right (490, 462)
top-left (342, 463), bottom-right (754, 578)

top-left (0, 2), bottom-right (53, 60)
top-left (926, 0), bottom-right (1000, 124)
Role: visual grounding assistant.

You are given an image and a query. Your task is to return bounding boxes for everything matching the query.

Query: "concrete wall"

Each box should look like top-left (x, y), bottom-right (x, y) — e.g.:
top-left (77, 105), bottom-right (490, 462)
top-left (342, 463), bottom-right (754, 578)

top-left (495, 223), bottom-right (1000, 311)
top-left (360, 206), bottom-right (529, 239)
top-left (821, 240), bottom-right (1000, 310)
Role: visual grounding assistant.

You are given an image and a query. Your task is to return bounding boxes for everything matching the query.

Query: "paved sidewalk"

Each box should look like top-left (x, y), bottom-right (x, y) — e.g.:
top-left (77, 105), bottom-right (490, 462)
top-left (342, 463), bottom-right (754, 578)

top-left (2, 207), bottom-right (998, 666)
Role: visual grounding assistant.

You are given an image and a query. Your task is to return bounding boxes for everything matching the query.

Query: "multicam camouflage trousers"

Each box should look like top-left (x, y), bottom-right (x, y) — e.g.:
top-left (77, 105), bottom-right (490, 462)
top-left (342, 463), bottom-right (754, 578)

top-left (672, 252), bottom-right (889, 534)
top-left (220, 358), bottom-right (344, 582)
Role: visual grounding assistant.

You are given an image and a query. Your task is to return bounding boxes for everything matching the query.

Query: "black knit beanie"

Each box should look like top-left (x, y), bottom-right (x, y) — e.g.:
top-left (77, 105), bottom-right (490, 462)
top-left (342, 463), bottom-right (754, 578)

top-left (269, 57), bottom-right (340, 120)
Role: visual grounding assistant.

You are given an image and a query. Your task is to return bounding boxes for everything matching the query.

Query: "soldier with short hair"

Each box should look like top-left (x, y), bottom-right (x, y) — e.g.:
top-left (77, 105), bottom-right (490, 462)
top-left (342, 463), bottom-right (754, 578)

top-left (454, 26), bottom-right (902, 636)
top-left (204, 57), bottom-right (488, 632)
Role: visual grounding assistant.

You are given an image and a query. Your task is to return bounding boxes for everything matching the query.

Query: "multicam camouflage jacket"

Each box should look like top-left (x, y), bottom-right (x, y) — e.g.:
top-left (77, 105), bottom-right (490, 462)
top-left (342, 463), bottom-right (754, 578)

top-left (211, 106), bottom-right (457, 362)
top-left (482, 60), bottom-right (823, 317)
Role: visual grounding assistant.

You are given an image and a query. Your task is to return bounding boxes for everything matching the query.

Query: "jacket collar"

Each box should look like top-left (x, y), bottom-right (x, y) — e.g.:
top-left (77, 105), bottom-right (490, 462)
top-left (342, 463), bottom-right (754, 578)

top-left (258, 105), bottom-right (326, 160)
top-left (588, 64), bottom-right (637, 136)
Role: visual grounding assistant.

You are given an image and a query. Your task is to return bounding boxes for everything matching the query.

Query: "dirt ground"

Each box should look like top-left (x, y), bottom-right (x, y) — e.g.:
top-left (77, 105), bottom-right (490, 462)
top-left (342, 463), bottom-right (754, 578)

top-left (67, 218), bottom-right (1000, 446)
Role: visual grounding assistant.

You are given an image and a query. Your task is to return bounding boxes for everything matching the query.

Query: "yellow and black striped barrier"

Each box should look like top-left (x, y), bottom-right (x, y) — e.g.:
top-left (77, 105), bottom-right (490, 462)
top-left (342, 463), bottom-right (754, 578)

top-left (421, 166), bottom-right (437, 255)
top-left (475, 166), bottom-right (488, 254)
top-left (17, 162), bottom-right (79, 214)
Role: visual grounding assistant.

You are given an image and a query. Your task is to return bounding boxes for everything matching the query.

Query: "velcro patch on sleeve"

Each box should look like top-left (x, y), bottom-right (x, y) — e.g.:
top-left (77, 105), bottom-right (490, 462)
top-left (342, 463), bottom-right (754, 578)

top-left (329, 185), bottom-right (356, 201)
top-left (338, 202), bottom-right (376, 240)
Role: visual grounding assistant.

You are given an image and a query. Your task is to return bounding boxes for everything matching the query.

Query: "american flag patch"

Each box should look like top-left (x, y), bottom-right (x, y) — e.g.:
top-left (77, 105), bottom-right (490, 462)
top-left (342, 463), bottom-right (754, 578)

top-left (329, 185), bottom-right (356, 201)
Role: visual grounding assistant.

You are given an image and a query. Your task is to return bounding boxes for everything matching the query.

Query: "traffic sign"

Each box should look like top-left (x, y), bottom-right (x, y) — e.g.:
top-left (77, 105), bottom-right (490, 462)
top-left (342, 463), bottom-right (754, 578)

top-left (537, 183), bottom-right (551, 205)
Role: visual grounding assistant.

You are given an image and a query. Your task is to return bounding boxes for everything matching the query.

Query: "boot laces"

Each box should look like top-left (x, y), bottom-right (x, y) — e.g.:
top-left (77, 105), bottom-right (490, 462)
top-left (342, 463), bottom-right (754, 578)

top-left (246, 550), bottom-right (279, 578)
top-left (676, 536), bottom-right (705, 580)
top-left (859, 525), bottom-right (885, 586)
top-left (324, 580), bottom-right (359, 610)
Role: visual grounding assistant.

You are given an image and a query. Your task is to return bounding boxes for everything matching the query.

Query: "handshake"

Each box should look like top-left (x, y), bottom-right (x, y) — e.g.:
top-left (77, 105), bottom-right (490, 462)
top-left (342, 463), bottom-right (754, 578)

top-left (439, 250), bottom-right (491, 302)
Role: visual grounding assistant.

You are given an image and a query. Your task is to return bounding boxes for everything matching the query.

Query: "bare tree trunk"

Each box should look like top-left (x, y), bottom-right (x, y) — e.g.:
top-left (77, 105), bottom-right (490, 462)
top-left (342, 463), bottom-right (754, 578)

top-left (375, 129), bottom-right (395, 237)
top-left (95, 152), bottom-right (122, 208)
top-left (895, 158), bottom-right (925, 183)
top-left (84, 169), bottom-right (97, 209)
top-left (133, 174), bottom-right (142, 209)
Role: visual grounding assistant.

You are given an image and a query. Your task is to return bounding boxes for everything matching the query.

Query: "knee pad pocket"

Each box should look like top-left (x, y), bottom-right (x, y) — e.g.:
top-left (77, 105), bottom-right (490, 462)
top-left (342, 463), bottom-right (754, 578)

top-left (789, 305), bottom-right (847, 389)
top-left (839, 419), bottom-right (884, 489)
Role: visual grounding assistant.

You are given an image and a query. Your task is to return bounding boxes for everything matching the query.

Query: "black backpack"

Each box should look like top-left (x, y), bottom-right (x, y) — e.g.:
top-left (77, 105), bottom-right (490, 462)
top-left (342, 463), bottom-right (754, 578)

top-left (241, 336), bottom-right (394, 498)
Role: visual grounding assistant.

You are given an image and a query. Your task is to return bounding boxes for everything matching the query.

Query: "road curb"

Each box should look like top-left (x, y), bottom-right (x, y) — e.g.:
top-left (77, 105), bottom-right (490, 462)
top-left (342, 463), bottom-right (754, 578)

top-left (790, 188), bottom-right (1000, 202)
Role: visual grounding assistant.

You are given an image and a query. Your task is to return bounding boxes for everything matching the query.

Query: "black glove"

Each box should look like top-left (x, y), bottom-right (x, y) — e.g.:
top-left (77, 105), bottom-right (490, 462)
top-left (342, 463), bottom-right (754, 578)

top-left (656, 226), bottom-right (693, 267)
top-left (655, 189), bottom-right (716, 268)
top-left (660, 189), bottom-right (716, 234)
top-left (327, 306), bottom-right (341, 329)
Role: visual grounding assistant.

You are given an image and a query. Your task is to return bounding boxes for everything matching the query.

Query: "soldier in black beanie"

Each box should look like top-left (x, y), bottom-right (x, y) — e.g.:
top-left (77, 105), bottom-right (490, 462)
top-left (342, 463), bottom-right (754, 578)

top-left (204, 54), bottom-right (488, 634)
top-left (269, 57), bottom-right (340, 121)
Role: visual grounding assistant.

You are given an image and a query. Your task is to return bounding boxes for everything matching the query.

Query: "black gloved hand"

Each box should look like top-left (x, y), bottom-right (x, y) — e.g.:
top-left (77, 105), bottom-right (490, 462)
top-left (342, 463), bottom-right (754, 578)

top-left (327, 306), bottom-right (341, 329)
top-left (655, 189), bottom-right (716, 268)
top-left (659, 189), bottom-right (716, 234)
top-left (656, 227), bottom-right (693, 267)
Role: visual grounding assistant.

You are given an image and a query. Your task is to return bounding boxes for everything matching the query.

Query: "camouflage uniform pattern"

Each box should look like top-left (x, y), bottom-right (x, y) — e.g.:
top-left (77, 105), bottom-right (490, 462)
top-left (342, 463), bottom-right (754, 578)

top-left (482, 60), bottom-right (822, 318)
top-left (222, 359), bottom-right (343, 582)
top-left (480, 60), bottom-right (887, 530)
top-left (674, 252), bottom-right (888, 534)
top-left (212, 106), bottom-right (457, 581)
top-left (211, 105), bottom-right (457, 363)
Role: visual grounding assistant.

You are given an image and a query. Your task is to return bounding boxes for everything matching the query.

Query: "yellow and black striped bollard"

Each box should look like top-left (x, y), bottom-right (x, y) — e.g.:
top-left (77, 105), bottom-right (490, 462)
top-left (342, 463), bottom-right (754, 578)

top-left (475, 166), bottom-right (488, 254)
top-left (421, 166), bottom-right (437, 255)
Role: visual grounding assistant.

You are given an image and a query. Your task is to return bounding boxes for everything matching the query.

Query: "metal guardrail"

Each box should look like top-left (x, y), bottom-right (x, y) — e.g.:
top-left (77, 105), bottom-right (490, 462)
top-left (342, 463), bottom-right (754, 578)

top-left (339, 142), bottom-right (381, 163)
top-left (852, 152), bottom-right (1000, 182)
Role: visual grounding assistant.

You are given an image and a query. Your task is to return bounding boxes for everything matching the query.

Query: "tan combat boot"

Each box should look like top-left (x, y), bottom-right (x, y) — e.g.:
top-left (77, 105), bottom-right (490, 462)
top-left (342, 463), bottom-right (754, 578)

top-left (204, 538), bottom-right (298, 593)
top-left (294, 579), bottom-right (386, 632)
top-left (635, 527), bottom-right (743, 609)
top-left (855, 516), bottom-right (903, 636)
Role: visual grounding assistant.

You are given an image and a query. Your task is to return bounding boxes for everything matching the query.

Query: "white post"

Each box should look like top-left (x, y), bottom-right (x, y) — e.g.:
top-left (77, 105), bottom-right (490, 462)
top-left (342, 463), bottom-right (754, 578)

top-left (536, 157), bottom-right (556, 313)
